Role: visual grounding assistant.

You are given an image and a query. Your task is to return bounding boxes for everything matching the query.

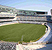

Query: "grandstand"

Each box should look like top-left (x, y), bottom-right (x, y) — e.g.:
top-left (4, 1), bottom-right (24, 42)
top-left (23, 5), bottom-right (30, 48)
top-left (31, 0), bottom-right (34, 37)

top-left (0, 5), bottom-right (52, 22)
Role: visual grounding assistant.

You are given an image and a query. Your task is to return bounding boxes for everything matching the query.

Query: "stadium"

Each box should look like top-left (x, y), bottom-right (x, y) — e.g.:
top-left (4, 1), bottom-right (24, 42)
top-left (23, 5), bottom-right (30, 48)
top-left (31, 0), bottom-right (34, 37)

top-left (0, 5), bottom-right (52, 50)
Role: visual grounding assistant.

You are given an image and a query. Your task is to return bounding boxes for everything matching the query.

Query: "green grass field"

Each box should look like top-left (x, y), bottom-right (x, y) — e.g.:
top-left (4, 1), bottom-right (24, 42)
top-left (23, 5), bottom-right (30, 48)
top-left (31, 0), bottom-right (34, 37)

top-left (0, 23), bottom-right (46, 42)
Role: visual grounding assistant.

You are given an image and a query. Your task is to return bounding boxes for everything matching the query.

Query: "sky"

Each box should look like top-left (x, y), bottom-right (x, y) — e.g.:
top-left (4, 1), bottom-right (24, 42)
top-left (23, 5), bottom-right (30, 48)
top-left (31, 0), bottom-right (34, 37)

top-left (0, 0), bottom-right (52, 15)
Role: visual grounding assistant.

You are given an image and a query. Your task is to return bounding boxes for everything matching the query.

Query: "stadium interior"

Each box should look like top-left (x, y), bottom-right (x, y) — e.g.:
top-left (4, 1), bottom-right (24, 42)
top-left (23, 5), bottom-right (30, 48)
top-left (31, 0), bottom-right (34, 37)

top-left (0, 5), bottom-right (52, 50)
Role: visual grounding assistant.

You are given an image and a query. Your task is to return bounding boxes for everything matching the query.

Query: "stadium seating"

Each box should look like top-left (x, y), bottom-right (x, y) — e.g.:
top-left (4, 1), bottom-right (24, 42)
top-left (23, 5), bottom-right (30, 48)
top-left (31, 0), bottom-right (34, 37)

top-left (16, 16), bottom-right (47, 22)
top-left (0, 42), bottom-right (16, 50)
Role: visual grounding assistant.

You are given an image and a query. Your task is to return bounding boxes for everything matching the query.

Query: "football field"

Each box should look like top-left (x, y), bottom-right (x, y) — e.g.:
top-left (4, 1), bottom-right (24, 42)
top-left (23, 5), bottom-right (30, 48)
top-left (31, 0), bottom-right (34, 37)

top-left (0, 23), bottom-right (46, 42)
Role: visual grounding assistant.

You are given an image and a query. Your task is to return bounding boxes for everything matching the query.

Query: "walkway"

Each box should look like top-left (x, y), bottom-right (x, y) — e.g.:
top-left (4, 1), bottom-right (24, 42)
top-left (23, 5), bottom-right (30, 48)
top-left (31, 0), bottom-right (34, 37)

top-left (23, 43), bottom-right (52, 50)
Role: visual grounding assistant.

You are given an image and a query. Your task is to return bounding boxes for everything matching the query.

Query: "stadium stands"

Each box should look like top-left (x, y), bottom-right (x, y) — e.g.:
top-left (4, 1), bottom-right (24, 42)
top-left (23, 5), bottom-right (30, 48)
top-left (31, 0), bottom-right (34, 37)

top-left (0, 42), bottom-right (16, 50)
top-left (0, 5), bottom-right (52, 22)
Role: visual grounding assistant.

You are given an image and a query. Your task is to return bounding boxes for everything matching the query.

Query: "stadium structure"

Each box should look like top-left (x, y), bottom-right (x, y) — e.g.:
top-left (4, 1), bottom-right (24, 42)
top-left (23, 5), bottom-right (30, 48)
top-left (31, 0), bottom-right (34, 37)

top-left (0, 5), bottom-right (52, 50)
top-left (50, 9), bottom-right (52, 19)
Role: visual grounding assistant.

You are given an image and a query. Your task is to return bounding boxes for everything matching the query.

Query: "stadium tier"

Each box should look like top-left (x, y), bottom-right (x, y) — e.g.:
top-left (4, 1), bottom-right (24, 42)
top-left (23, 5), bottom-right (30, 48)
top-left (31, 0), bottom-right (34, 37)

top-left (16, 15), bottom-right (52, 22)
top-left (16, 10), bottom-right (47, 16)
top-left (0, 5), bottom-right (17, 14)
top-left (0, 12), bottom-right (16, 22)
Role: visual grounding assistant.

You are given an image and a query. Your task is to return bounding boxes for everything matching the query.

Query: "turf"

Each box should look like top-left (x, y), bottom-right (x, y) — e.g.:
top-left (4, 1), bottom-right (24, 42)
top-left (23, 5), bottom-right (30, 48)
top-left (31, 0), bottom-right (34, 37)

top-left (0, 23), bottom-right (46, 42)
